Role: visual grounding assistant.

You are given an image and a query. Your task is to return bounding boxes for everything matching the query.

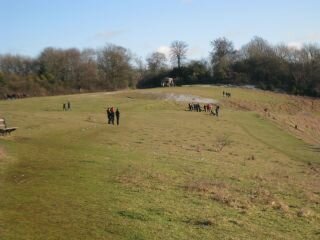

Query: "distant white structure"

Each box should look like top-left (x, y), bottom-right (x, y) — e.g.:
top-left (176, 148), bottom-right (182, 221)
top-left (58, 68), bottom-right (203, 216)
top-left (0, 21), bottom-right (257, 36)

top-left (161, 77), bottom-right (175, 87)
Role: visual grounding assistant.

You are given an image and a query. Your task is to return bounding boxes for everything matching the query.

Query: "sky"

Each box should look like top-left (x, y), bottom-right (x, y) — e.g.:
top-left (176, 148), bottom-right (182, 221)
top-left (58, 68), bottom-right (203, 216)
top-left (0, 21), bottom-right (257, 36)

top-left (0, 0), bottom-right (319, 60)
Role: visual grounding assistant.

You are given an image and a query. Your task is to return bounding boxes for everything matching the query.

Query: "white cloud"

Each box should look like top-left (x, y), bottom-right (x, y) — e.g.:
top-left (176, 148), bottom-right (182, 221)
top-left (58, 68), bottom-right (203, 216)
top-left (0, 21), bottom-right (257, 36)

top-left (189, 46), bottom-right (206, 58)
top-left (287, 41), bottom-right (303, 49)
top-left (157, 45), bottom-right (171, 58)
top-left (286, 32), bottom-right (320, 50)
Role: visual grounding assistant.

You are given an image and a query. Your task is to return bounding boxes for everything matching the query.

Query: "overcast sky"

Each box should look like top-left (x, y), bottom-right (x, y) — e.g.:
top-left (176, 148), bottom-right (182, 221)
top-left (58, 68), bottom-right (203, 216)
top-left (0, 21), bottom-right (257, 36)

top-left (0, 0), bottom-right (319, 60)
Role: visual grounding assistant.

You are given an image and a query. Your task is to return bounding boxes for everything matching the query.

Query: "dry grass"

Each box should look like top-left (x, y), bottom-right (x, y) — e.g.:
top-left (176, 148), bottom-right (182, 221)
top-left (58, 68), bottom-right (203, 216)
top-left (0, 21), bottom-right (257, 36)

top-left (185, 180), bottom-right (294, 215)
top-left (212, 134), bottom-right (232, 152)
top-left (116, 168), bottom-right (168, 191)
top-left (297, 208), bottom-right (314, 218)
top-left (184, 180), bottom-right (250, 210)
top-left (224, 95), bottom-right (320, 145)
top-left (249, 188), bottom-right (290, 213)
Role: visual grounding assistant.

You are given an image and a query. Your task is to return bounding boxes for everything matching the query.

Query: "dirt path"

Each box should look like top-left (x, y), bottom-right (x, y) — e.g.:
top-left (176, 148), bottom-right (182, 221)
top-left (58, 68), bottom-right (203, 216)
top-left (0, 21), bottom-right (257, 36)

top-left (148, 92), bottom-right (218, 104)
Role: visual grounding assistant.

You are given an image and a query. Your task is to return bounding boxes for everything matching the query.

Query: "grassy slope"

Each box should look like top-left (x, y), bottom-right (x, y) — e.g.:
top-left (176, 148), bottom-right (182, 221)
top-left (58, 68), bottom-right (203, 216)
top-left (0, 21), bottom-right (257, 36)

top-left (0, 87), bottom-right (319, 240)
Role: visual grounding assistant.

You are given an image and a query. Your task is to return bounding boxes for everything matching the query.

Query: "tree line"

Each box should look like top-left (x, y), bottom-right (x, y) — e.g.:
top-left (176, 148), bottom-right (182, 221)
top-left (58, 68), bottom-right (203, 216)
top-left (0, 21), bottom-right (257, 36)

top-left (140, 37), bottom-right (320, 97)
top-left (0, 45), bottom-right (140, 97)
top-left (0, 37), bottom-right (319, 98)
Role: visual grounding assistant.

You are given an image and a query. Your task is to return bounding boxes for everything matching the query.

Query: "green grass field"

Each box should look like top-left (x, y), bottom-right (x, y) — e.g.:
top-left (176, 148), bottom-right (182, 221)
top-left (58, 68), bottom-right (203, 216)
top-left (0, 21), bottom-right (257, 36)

top-left (0, 86), bottom-right (319, 240)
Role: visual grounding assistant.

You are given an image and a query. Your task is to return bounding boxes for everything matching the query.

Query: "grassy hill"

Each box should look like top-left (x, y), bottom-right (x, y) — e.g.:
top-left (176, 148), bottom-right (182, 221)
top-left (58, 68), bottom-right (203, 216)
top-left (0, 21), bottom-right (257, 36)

top-left (0, 86), bottom-right (319, 240)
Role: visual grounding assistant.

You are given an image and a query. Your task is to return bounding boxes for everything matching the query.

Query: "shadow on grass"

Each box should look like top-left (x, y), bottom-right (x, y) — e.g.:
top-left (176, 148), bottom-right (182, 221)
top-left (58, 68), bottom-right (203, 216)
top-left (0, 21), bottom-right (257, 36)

top-left (118, 210), bottom-right (149, 221)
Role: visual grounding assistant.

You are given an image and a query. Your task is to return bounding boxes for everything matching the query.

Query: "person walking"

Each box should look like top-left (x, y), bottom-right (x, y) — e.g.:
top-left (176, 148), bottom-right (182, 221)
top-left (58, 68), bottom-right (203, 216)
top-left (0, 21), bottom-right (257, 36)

top-left (116, 108), bottom-right (120, 126)
top-left (215, 105), bottom-right (220, 117)
top-left (63, 103), bottom-right (66, 111)
top-left (67, 101), bottom-right (71, 110)
top-left (106, 108), bottom-right (111, 124)
top-left (110, 107), bottom-right (115, 125)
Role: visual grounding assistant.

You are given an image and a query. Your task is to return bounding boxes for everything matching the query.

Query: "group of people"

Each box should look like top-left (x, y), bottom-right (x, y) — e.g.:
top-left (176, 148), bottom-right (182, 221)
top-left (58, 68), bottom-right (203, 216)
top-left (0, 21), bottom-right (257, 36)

top-left (188, 103), bottom-right (220, 117)
top-left (188, 103), bottom-right (203, 112)
top-left (62, 101), bottom-right (71, 111)
top-left (223, 91), bottom-right (231, 97)
top-left (106, 107), bottom-right (120, 125)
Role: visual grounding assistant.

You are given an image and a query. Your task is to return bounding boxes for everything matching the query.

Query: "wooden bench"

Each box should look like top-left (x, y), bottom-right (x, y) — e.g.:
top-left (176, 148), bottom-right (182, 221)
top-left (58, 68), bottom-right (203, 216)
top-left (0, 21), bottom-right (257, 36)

top-left (0, 118), bottom-right (17, 136)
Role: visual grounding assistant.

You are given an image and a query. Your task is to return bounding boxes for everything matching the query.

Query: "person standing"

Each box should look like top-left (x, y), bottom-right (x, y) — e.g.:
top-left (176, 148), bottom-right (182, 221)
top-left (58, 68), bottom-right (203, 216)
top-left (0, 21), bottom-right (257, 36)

top-left (116, 108), bottom-right (120, 126)
top-left (215, 105), bottom-right (220, 117)
top-left (63, 103), bottom-right (66, 111)
top-left (106, 108), bottom-right (111, 124)
top-left (67, 101), bottom-right (71, 110)
top-left (110, 107), bottom-right (115, 125)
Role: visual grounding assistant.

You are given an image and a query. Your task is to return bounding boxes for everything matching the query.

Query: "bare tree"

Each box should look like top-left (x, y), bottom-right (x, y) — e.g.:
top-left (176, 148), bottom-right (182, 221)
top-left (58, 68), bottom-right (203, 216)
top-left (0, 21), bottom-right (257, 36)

top-left (38, 47), bottom-right (82, 87)
top-left (213, 134), bottom-right (232, 152)
top-left (146, 52), bottom-right (167, 73)
top-left (210, 37), bottom-right (235, 61)
top-left (97, 44), bottom-right (133, 89)
top-left (241, 36), bottom-right (275, 59)
top-left (78, 49), bottom-right (98, 90)
top-left (274, 44), bottom-right (291, 61)
top-left (210, 37), bottom-right (235, 81)
top-left (0, 54), bottom-right (35, 75)
top-left (170, 41), bottom-right (188, 68)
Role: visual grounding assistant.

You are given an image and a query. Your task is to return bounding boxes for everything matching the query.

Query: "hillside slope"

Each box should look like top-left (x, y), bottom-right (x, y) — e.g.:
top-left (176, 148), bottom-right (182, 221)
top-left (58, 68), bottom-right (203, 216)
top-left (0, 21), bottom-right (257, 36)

top-left (0, 86), bottom-right (319, 240)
